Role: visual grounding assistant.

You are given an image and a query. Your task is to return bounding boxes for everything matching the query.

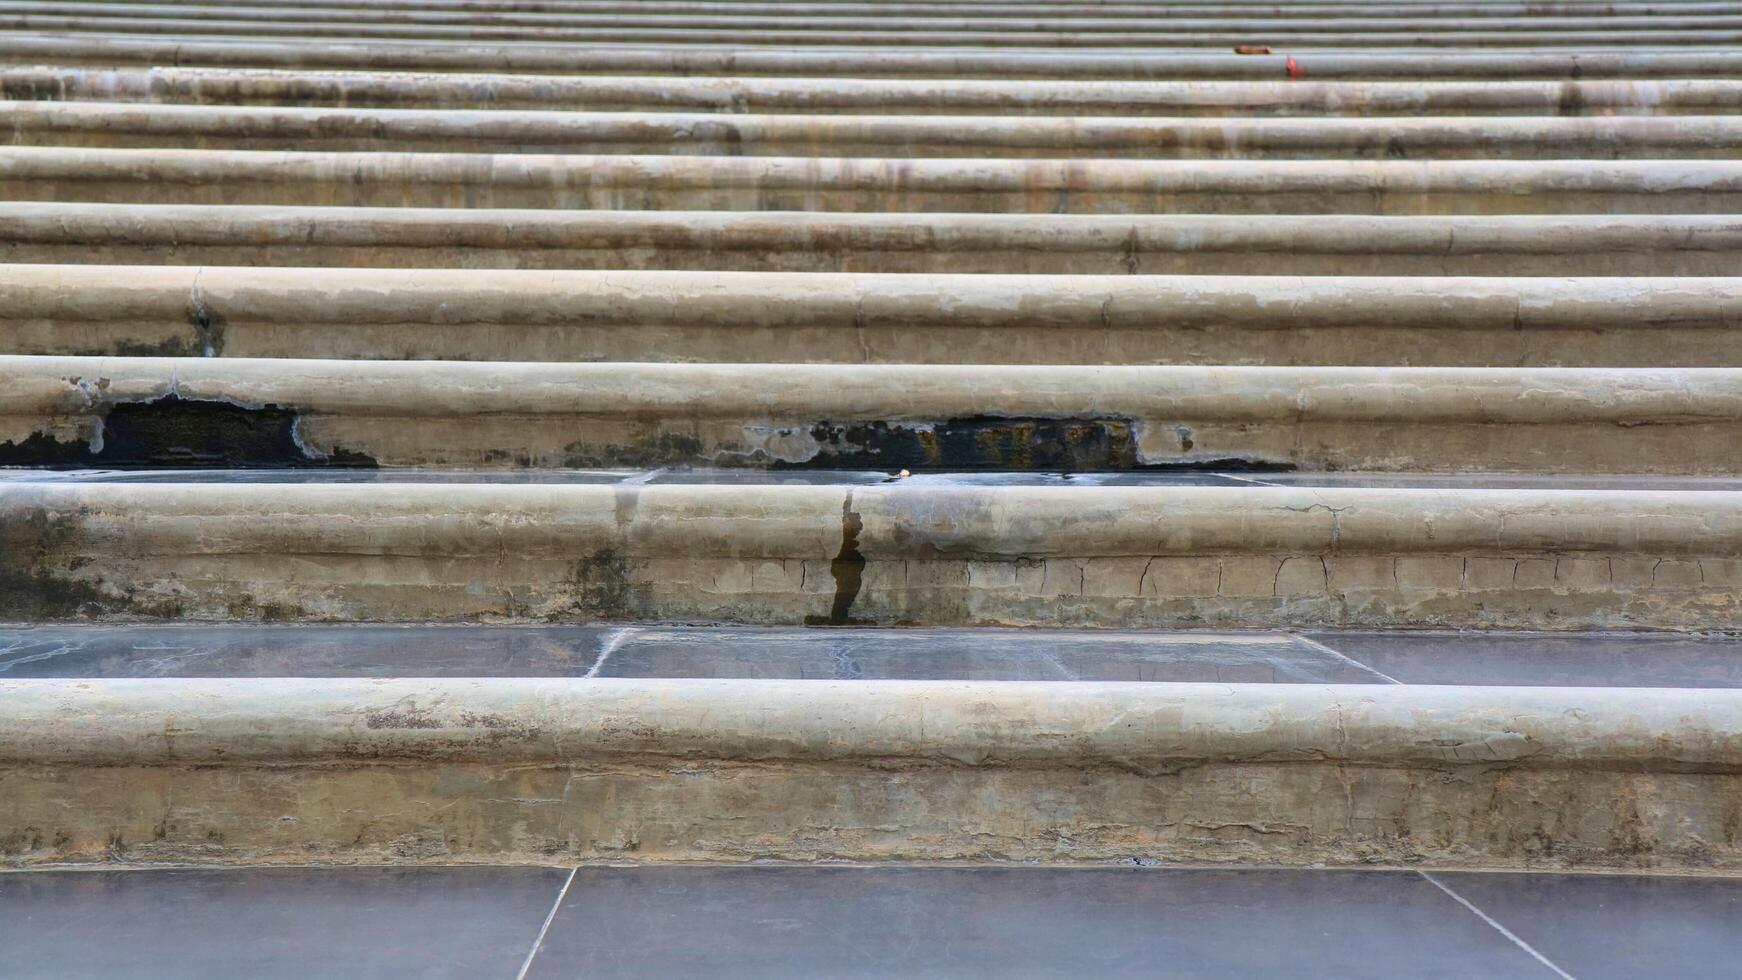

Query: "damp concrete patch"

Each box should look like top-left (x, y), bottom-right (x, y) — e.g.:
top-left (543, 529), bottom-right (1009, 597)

top-left (0, 395), bottom-right (375, 468)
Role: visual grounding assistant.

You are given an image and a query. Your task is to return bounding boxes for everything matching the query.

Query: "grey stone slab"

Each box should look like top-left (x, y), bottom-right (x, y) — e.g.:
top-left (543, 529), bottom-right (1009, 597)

top-left (0, 468), bottom-right (1256, 486)
top-left (600, 627), bottom-right (1383, 682)
top-left (1433, 871), bottom-right (1742, 980)
top-left (525, 866), bottom-right (1561, 980)
top-left (649, 468), bottom-right (897, 485)
top-left (20, 468), bottom-right (1737, 490)
top-left (0, 625), bottom-right (1383, 682)
top-left (0, 624), bottom-right (610, 678)
top-left (0, 468), bottom-right (640, 484)
top-left (1251, 473), bottom-right (1742, 491)
top-left (1310, 630), bottom-right (1742, 688)
top-left (0, 866), bottom-right (568, 980)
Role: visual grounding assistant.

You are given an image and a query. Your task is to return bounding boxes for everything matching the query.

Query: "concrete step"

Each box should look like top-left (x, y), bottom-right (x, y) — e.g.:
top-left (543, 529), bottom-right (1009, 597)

top-left (10, 150), bottom-right (1740, 213)
top-left (11, 267), bottom-right (1736, 367)
top-left (15, 0), bottom-right (1742, 31)
top-left (6, 0), bottom-right (1742, 912)
top-left (3, 625), bottom-right (1741, 869)
top-left (55, 0), bottom-right (1742, 10)
top-left (9, 11), bottom-right (1742, 45)
top-left (7, 357), bottom-right (1742, 472)
top-left (8, 204), bottom-right (1738, 274)
top-left (11, 67), bottom-right (1742, 116)
top-left (6, 476), bottom-right (1742, 629)
top-left (19, 2), bottom-right (1742, 33)
top-left (8, 36), bottom-right (1742, 79)
top-left (11, 102), bottom-right (1741, 158)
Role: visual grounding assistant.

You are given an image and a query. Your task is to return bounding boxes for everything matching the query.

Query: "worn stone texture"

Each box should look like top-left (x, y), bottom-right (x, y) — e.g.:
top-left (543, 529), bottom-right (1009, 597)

top-left (5, 762), bottom-right (1739, 871)
top-left (10, 67), bottom-right (1742, 117)
top-left (8, 0), bottom-right (1742, 880)
top-left (5, 204), bottom-right (1741, 275)
top-left (12, 148), bottom-right (1740, 214)
top-left (3, 13), bottom-right (1739, 50)
top-left (4, 37), bottom-right (1738, 81)
top-left (9, 483), bottom-right (1742, 628)
top-left (10, 106), bottom-right (1742, 160)
top-left (2, 679), bottom-right (1740, 870)
top-left (8, 266), bottom-right (1741, 366)
top-left (7, 356), bottom-right (1742, 472)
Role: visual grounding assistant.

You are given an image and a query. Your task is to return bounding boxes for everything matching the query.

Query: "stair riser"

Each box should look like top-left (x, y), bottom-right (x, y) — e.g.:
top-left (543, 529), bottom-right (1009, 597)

top-left (11, 37), bottom-right (1739, 80)
top-left (2, 679), bottom-right (1736, 869)
top-left (11, 13), bottom-right (1742, 45)
top-left (9, 207), bottom-right (1740, 274)
top-left (10, 68), bottom-right (1739, 116)
top-left (10, 152), bottom-right (1738, 214)
top-left (32, 0), bottom-right (1742, 14)
top-left (13, 4), bottom-right (1742, 33)
top-left (16, 268), bottom-right (1737, 367)
top-left (7, 485), bottom-right (1742, 629)
top-left (12, 104), bottom-right (1741, 158)
top-left (7, 358), bottom-right (1742, 472)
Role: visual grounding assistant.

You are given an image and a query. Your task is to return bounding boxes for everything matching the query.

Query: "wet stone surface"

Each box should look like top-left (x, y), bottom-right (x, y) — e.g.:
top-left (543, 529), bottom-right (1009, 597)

top-left (0, 397), bottom-right (376, 469)
top-left (2, 623), bottom-right (1740, 688)
top-left (6, 467), bottom-right (1742, 490)
top-left (0, 866), bottom-right (565, 980)
top-left (1310, 630), bottom-right (1742, 688)
top-left (0, 624), bottom-right (1380, 682)
top-left (6, 864), bottom-right (1735, 979)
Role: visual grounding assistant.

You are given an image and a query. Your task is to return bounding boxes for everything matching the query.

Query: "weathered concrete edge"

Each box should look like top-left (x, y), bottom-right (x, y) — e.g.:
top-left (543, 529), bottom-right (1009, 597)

top-left (6, 15), bottom-right (1741, 46)
top-left (8, 203), bottom-right (1736, 256)
top-left (10, 483), bottom-right (1742, 558)
top-left (7, 36), bottom-right (1742, 79)
top-left (9, 67), bottom-right (1742, 115)
top-left (3, 677), bottom-right (1736, 770)
top-left (9, 102), bottom-right (1741, 156)
top-left (6, 148), bottom-right (1740, 215)
top-left (3, 266), bottom-right (1736, 332)
top-left (8, 356), bottom-right (1742, 423)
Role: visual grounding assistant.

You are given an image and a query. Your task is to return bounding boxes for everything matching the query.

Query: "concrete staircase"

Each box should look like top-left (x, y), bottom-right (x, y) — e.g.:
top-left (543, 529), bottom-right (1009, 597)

top-left (5, 1), bottom-right (1742, 875)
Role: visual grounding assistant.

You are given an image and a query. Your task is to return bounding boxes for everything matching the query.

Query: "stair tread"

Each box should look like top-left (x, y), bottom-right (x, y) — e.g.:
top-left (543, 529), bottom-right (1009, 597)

top-left (5, 622), bottom-right (1742, 688)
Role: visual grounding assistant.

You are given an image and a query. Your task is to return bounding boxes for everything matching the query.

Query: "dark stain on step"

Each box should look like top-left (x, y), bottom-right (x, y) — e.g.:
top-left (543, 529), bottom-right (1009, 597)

top-left (561, 432), bottom-right (705, 468)
top-left (0, 395), bottom-right (376, 468)
top-left (564, 548), bottom-right (653, 620)
top-left (807, 490), bottom-right (869, 627)
top-left (0, 508), bottom-right (185, 619)
top-left (781, 417), bottom-right (1294, 473)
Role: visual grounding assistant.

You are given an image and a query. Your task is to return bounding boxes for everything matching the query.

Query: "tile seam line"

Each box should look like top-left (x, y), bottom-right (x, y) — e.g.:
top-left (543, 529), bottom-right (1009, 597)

top-left (1417, 870), bottom-right (1577, 980)
top-left (516, 865), bottom-right (577, 980)
top-left (1293, 634), bottom-right (1405, 684)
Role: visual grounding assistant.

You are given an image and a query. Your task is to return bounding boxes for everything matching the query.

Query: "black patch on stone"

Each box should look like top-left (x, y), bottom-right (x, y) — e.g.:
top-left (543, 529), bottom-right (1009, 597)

top-left (779, 417), bottom-right (1295, 473)
top-left (0, 395), bottom-right (375, 469)
top-left (806, 490), bottom-right (869, 627)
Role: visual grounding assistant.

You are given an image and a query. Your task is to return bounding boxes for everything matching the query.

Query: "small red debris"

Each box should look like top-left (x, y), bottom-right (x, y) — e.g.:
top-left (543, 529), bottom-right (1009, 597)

top-left (1286, 55), bottom-right (1302, 79)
